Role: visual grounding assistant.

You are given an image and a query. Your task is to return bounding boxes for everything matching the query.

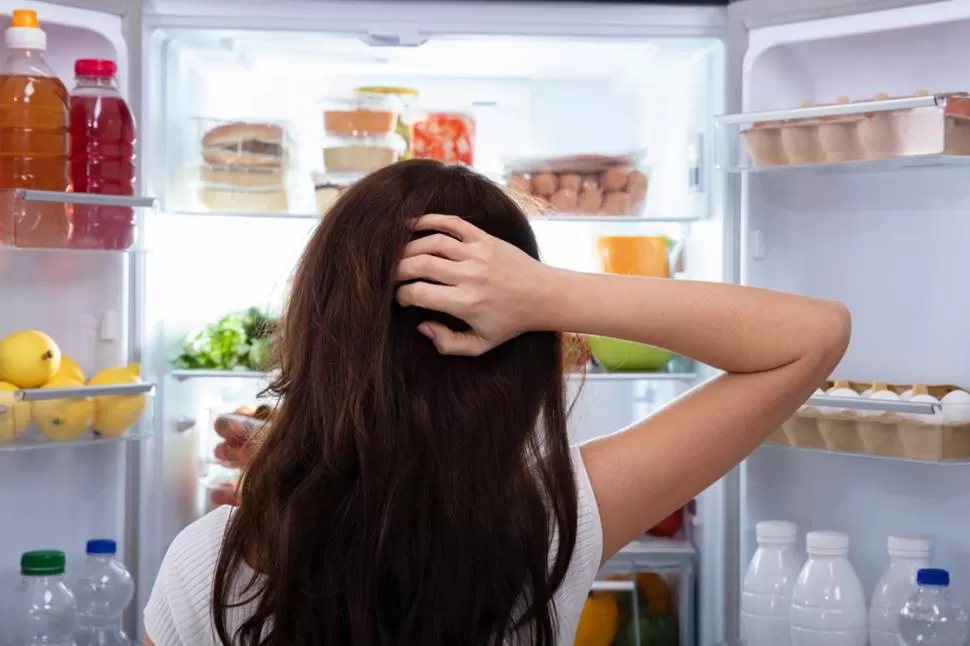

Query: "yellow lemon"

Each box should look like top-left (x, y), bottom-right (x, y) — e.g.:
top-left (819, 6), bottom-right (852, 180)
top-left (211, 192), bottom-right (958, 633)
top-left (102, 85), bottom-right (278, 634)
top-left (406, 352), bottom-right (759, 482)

top-left (54, 355), bottom-right (85, 383)
top-left (0, 330), bottom-right (61, 388)
top-left (32, 376), bottom-right (93, 442)
top-left (0, 381), bottom-right (29, 444)
top-left (88, 364), bottom-right (146, 437)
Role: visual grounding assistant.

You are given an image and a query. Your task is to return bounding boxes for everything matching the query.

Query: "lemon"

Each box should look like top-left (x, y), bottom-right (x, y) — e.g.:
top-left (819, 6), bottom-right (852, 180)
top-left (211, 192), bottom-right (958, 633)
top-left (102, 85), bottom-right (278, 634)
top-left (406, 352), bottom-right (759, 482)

top-left (0, 330), bottom-right (61, 388)
top-left (32, 376), bottom-right (93, 442)
top-left (88, 364), bottom-right (146, 437)
top-left (0, 381), bottom-right (29, 444)
top-left (54, 355), bottom-right (85, 383)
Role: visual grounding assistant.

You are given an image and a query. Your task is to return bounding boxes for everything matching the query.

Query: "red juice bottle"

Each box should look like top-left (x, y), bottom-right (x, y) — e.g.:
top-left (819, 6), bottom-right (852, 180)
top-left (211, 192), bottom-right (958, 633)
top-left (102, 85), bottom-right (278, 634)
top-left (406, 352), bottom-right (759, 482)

top-left (70, 58), bottom-right (136, 250)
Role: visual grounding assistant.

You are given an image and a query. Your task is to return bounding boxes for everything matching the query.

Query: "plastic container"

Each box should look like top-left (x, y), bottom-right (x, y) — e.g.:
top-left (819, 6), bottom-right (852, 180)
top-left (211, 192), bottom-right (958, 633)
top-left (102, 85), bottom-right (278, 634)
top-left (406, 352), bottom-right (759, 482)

top-left (410, 111), bottom-right (476, 166)
top-left (74, 539), bottom-right (134, 646)
top-left (352, 87), bottom-right (418, 156)
top-left (322, 132), bottom-right (404, 174)
top-left (323, 94), bottom-right (401, 137)
top-left (0, 10), bottom-right (71, 248)
top-left (722, 91), bottom-right (970, 171)
top-left (194, 119), bottom-right (290, 214)
top-left (69, 58), bottom-right (137, 250)
top-left (311, 171), bottom-right (355, 215)
top-left (205, 405), bottom-right (270, 469)
top-left (199, 464), bottom-right (242, 515)
top-left (790, 531), bottom-right (867, 646)
top-left (502, 151), bottom-right (649, 217)
top-left (898, 568), bottom-right (969, 646)
top-left (741, 520), bottom-right (803, 646)
top-left (13, 550), bottom-right (77, 646)
top-left (869, 536), bottom-right (931, 646)
top-left (778, 380), bottom-right (970, 461)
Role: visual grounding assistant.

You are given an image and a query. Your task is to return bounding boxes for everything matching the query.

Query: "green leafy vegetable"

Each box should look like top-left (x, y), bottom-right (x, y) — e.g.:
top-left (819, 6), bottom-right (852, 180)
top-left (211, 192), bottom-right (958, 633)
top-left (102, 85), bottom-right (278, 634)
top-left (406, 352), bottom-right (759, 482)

top-left (173, 308), bottom-right (279, 372)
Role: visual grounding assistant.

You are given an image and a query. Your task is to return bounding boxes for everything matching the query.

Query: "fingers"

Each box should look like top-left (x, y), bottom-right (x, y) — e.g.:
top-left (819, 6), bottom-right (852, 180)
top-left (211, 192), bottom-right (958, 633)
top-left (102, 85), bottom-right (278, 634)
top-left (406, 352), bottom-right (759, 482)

top-left (403, 233), bottom-right (469, 261)
top-left (395, 282), bottom-right (464, 319)
top-left (417, 322), bottom-right (495, 357)
top-left (396, 254), bottom-right (465, 284)
top-left (411, 214), bottom-right (484, 243)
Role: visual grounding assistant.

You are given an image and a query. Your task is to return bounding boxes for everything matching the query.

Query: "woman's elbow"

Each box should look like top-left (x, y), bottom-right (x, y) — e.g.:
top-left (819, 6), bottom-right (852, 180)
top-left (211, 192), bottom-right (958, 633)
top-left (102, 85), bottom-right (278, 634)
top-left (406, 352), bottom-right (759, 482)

top-left (816, 300), bottom-right (852, 367)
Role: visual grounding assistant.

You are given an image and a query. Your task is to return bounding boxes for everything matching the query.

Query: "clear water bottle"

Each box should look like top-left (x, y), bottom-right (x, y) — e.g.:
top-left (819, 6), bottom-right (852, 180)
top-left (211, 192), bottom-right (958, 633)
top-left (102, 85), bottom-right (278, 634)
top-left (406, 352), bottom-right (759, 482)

top-left (15, 550), bottom-right (77, 646)
top-left (898, 568), bottom-right (969, 646)
top-left (73, 539), bottom-right (134, 646)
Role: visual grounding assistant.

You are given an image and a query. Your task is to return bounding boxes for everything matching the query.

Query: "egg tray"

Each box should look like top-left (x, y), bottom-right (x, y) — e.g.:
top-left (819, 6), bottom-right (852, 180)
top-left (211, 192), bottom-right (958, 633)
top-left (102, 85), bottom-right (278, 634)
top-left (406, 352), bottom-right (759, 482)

top-left (762, 381), bottom-right (970, 461)
top-left (742, 97), bottom-right (970, 168)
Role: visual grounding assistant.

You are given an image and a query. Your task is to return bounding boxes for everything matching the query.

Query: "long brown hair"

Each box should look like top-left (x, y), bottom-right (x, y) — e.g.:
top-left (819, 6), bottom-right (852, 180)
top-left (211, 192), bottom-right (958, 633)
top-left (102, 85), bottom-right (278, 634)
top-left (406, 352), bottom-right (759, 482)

top-left (212, 159), bottom-right (579, 645)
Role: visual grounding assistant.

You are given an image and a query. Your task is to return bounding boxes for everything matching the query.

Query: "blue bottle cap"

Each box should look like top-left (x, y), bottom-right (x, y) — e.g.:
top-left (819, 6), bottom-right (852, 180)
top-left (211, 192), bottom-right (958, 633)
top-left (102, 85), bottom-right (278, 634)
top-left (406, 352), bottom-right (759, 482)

top-left (917, 568), bottom-right (950, 587)
top-left (86, 539), bottom-right (117, 555)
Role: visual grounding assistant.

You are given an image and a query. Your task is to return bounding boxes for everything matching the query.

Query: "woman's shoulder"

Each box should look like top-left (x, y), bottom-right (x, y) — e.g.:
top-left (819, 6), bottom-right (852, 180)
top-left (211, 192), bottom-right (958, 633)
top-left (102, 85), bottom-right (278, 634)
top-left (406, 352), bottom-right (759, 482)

top-left (143, 506), bottom-right (234, 645)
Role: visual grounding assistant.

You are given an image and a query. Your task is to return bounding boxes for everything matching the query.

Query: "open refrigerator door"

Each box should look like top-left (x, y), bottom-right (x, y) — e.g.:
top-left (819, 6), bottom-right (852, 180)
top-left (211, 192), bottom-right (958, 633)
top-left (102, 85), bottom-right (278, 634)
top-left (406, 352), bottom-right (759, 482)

top-left (717, 0), bottom-right (970, 644)
top-left (0, 0), bottom-right (157, 642)
top-left (141, 1), bottom-right (730, 643)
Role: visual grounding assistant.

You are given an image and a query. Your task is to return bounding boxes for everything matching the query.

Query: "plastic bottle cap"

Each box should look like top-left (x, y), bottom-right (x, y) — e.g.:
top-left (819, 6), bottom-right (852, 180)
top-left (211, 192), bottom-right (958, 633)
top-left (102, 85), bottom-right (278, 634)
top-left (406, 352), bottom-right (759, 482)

top-left (75, 58), bottom-right (118, 78)
top-left (11, 9), bottom-right (39, 28)
top-left (86, 538), bottom-right (117, 555)
top-left (806, 530), bottom-right (849, 555)
top-left (888, 535), bottom-right (931, 558)
top-left (756, 520), bottom-right (797, 544)
top-left (917, 568), bottom-right (950, 587)
top-left (21, 550), bottom-right (66, 576)
top-left (4, 9), bottom-right (46, 50)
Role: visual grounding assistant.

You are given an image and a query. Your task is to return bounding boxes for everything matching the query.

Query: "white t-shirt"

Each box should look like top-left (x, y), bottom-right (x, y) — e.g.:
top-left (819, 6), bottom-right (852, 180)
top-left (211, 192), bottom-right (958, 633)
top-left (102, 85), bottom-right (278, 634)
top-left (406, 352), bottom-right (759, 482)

top-left (144, 446), bottom-right (603, 645)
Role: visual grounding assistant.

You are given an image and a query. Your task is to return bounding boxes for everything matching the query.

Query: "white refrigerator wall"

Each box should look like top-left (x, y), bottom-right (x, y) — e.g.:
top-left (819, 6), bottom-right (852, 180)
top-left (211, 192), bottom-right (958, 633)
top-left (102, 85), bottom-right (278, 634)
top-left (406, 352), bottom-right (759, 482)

top-left (739, 0), bottom-right (970, 610)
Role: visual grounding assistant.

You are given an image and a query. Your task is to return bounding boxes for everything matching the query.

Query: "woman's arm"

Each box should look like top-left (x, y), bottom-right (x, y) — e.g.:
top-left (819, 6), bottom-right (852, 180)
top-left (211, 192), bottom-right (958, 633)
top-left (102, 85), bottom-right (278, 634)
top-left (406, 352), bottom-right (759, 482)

top-left (397, 214), bottom-right (850, 561)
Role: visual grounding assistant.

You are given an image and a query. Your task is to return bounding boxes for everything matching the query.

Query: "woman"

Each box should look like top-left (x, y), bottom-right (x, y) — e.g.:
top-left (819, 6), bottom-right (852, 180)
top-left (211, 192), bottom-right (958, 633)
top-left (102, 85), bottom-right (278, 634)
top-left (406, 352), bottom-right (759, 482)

top-left (144, 160), bottom-right (850, 645)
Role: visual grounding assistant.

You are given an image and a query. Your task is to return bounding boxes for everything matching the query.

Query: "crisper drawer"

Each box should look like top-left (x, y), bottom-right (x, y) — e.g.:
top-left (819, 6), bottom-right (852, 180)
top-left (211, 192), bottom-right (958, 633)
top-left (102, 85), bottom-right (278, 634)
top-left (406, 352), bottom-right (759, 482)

top-left (716, 92), bottom-right (970, 172)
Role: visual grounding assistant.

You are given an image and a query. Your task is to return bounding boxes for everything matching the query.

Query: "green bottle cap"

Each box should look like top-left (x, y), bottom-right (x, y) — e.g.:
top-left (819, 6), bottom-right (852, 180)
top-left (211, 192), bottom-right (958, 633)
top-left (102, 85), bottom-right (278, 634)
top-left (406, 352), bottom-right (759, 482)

top-left (21, 550), bottom-right (65, 576)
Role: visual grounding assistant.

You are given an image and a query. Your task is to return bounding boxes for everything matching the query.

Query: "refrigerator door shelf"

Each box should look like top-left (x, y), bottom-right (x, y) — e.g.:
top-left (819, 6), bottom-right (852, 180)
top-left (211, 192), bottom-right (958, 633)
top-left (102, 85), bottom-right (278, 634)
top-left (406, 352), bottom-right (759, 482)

top-left (0, 381), bottom-right (155, 451)
top-left (0, 190), bottom-right (159, 254)
top-left (716, 93), bottom-right (970, 173)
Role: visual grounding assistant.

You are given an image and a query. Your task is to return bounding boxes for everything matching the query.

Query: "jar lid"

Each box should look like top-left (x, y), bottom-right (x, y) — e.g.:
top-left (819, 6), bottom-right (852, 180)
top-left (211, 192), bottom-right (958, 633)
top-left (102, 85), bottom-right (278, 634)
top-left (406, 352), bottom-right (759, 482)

top-left (86, 538), bottom-right (117, 555)
top-left (917, 568), bottom-right (950, 587)
top-left (21, 550), bottom-right (65, 576)
top-left (76, 58), bottom-right (117, 78)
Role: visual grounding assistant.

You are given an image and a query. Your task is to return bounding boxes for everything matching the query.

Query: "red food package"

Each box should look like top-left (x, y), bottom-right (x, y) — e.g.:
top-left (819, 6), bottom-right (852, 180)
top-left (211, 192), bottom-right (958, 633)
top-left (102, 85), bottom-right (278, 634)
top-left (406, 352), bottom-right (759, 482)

top-left (647, 508), bottom-right (684, 538)
top-left (410, 112), bottom-right (475, 165)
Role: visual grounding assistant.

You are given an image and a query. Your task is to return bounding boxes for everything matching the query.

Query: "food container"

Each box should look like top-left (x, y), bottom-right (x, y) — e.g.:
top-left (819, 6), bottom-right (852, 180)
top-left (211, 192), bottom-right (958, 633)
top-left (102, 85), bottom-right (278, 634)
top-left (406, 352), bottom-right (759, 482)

top-left (323, 94), bottom-right (401, 137)
top-left (322, 132), bottom-right (404, 174)
top-left (354, 87), bottom-right (418, 157)
top-left (311, 171), bottom-right (357, 215)
top-left (724, 91), bottom-right (970, 170)
top-left (410, 111), bottom-right (476, 165)
top-left (596, 235), bottom-right (674, 278)
top-left (773, 380), bottom-right (970, 461)
top-left (502, 151), bottom-right (649, 217)
top-left (204, 405), bottom-right (271, 469)
top-left (199, 464), bottom-right (242, 513)
top-left (587, 336), bottom-right (673, 373)
top-left (196, 166), bottom-right (289, 213)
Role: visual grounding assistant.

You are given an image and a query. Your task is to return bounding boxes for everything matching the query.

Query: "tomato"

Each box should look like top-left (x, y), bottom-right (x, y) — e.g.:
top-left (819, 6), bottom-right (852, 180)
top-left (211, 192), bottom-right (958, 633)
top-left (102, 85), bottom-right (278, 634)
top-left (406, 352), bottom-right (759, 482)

top-left (647, 508), bottom-right (684, 538)
top-left (410, 112), bottom-right (475, 165)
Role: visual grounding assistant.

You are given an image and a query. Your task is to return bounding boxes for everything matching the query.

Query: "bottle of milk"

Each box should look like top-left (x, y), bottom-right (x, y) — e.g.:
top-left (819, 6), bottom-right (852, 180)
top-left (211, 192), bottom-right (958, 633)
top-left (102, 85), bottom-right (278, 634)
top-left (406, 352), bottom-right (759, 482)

top-left (740, 520), bottom-right (803, 646)
top-left (790, 531), bottom-right (867, 646)
top-left (868, 536), bottom-right (931, 646)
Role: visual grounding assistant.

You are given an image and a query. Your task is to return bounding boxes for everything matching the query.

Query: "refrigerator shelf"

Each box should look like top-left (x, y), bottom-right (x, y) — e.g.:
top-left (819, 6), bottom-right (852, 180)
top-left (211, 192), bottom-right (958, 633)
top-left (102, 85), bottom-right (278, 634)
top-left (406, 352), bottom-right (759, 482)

top-left (609, 536), bottom-right (696, 567)
top-left (758, 443), bottom-right (970, 465)
top-left (169, 210), bottom-right (705, 225)
top-left (715, 92), bottom-right (970, 172)
top-left (0, 427), bottom-right (153, 452)
top-left (15, 382), bottom-right (155, 402)
top-left (172, 210), bottom-right (320, 221)
top-left (170, 369), bottom-right (274, 381)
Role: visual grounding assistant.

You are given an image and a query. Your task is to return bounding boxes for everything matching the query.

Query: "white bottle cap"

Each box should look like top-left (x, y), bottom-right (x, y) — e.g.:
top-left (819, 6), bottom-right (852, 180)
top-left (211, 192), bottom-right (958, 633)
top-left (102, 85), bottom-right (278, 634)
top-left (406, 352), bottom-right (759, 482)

top-left (888, 535), bottom-right (931, 558)
top-left (756, 521), bottom-right (797, 544)
top-left (4, 10), bottom-right (46, 51)
top-left (806, 531), bottom-right (849, 555)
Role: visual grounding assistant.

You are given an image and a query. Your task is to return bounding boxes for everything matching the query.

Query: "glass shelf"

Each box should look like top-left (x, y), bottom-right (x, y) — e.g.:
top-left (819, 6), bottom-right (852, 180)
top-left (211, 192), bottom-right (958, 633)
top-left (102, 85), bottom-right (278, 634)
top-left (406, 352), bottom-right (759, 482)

top-left (1, 189), bottom-right (158, 253)
top-left (170, 369), bottom-right (272, 381)
top-left (171, 210), bottom-right (320, 221)
top-left (0, 382), bottom-right (155, 451)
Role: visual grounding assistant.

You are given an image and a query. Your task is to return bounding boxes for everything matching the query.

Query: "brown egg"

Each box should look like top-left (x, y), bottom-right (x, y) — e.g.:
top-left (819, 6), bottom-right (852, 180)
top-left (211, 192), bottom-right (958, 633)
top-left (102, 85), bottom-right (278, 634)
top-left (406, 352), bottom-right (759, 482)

top-left (549, 188), bottom-right (579, 212)
top-left (602, 191), bottom-right (632, 216)
top-left (626, 170), bottom-right (648, 192)
top-left (531, 172), bottom-right (558, 197)
top-left (558, 173), bottom-right (582, 192)
top-left (506, 173), bottom-right (531, 193)
top-left (601, 167), bottom-right (630, 192)
top-left (577, 188), bottom-right (603, 214)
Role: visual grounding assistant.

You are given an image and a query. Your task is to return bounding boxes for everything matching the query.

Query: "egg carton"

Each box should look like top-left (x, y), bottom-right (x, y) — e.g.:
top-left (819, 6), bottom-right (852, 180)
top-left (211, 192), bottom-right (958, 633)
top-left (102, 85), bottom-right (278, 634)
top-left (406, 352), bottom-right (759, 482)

top-left (766, 380), bottom-right (970, 461)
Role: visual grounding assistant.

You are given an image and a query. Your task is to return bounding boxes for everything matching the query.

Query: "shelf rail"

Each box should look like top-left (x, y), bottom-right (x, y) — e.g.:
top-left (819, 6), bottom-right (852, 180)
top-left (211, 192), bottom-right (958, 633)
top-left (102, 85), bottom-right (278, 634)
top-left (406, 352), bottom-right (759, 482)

top-left (16, 382), bottom-right (155, 403)
top-left (14, 189), bottom-right (158, 209)
top-left (804, 394), bottom-right (941, 415)
top-left (716, 95), bottom-right (941, 126)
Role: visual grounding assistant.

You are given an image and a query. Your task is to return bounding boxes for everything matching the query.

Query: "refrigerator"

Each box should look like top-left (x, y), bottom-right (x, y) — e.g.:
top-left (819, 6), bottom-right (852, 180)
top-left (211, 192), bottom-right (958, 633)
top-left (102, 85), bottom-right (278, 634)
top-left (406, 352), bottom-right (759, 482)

top-left (1, 0), bottom-right (968, 644)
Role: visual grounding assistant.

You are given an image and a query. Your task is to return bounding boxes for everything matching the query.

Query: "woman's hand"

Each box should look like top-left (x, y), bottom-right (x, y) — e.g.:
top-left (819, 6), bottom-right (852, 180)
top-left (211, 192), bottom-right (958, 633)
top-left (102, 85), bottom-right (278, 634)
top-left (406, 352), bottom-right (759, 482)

top-left (395, 214), bottom-right (553, 356)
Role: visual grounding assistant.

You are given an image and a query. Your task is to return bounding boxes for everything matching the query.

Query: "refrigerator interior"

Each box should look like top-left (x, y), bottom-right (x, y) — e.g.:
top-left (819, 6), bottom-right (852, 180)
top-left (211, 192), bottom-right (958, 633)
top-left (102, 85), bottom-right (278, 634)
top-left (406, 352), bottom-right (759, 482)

top-left (737, 0), bottom-right (970, 611)
top-left (144, 22), bottom-right (725, 644)
top-left (0, 0), bottom-right (143, 641)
